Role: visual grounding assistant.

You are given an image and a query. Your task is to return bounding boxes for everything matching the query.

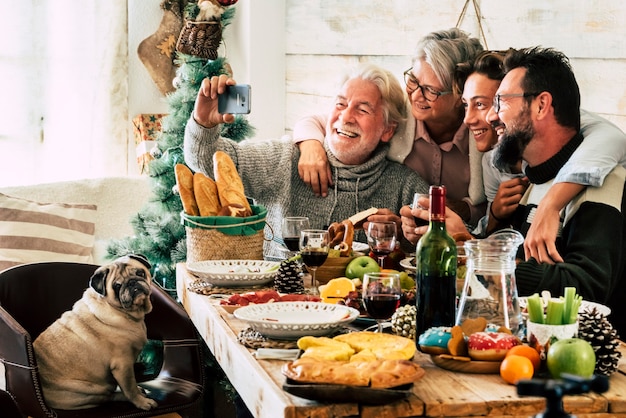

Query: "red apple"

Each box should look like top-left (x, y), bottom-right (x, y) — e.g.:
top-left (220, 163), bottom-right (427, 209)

top-left (546, 338), bottom-right (596, 379)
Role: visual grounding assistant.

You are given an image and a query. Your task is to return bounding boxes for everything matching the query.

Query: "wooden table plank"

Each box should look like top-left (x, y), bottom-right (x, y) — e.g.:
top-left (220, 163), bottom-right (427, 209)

top-left (176, 263), bottom-right (626, 418)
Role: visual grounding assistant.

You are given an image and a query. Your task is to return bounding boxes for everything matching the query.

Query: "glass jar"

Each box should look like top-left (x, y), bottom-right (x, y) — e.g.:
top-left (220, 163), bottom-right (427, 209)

top-left (455, 229), bottom-right (525, 337)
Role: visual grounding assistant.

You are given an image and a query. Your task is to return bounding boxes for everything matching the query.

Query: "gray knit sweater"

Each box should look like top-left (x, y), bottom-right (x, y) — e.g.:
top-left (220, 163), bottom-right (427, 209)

top-left (184, 119), bottom-right (429, 258)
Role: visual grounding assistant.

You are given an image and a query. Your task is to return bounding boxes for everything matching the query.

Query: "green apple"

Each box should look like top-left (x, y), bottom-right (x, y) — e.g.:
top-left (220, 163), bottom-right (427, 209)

top-left (546, 338), bottom-right (596, 379)
top-left (345, 256), bottom-right (380, 279)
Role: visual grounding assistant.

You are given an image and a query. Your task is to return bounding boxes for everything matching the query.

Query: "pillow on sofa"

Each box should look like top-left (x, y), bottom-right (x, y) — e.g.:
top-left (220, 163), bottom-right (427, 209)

top-left (0, 193), bottom-right (97, 271)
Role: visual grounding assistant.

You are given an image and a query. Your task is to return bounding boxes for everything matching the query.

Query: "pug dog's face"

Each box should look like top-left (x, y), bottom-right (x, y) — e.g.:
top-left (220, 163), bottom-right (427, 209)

top-left (89, 254), bottom-right (153, 314)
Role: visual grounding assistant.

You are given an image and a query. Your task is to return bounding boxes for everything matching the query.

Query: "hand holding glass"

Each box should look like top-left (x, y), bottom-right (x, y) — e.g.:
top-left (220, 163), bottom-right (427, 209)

top-left (282, 217), bottom-right (310, 254)
top-left (366, 221), bottom-right (398, 268)
top-left (411, 193), bottom-right (429, 227)
top-left (299, 229), bottom-right (329, 295)
top-left (362, 272), bottom-right (402, 333)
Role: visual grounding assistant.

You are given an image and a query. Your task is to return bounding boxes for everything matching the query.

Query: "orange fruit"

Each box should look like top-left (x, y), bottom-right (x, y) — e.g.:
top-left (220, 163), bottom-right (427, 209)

top-left (319, 277), bottom-right (356, 303)
top-left (500, 354), bottom-right (534, 385)
top-left (506, 345), bottom-right (541, 371)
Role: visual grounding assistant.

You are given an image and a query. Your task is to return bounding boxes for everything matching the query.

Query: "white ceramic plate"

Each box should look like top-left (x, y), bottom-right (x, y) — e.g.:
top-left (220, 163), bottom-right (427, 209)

top-left (400, 257), bottom-right (416, 272)
top-left (352, 242), bottom-right (369, 253)
top-left (519, 297), bottom-right (611, 317)
top-left (234, 301), bottom-right (360, 339)
top-left (186, 260), bottom-right (280, 287)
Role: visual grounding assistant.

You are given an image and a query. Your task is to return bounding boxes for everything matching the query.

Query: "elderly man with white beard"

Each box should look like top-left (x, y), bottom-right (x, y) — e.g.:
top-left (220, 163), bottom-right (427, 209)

top-left (183, 63), bottom-right (429, 259)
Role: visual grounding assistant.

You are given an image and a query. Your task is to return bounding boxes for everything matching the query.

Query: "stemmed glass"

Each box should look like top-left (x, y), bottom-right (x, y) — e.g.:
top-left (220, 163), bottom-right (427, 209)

top-left (281, 216), bottom-right (310, 257)
top-left (299, 229), bottom-right (329, 295)
top-left (362, 272), bottom-right (402, 333)
top-left (366, 221), bottom-right (398, 268)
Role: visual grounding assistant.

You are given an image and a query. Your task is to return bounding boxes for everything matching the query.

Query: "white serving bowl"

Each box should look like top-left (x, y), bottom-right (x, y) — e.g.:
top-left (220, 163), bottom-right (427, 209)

top-left (186, 260), bottom-right (280, 287)
top-left (234, 301), bottom-right (360, 340)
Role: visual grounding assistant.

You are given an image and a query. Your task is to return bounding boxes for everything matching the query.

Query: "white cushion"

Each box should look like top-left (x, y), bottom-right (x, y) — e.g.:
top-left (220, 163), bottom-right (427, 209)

top-left (0, 193), bottom-right (97, 271)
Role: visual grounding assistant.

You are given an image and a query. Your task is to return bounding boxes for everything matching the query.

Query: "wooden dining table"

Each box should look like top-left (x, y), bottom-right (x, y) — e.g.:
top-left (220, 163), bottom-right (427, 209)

top-left (176, 263), bottom-right (626, 418)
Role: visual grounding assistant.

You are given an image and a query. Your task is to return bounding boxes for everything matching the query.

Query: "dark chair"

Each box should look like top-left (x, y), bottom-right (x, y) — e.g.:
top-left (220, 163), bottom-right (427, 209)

top-left (0, 262), bottom-right (204, 418)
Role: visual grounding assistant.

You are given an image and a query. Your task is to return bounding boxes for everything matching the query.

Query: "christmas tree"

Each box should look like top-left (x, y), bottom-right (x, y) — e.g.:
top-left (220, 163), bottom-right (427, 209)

top-left (107, 1), bottom-right (253, 293)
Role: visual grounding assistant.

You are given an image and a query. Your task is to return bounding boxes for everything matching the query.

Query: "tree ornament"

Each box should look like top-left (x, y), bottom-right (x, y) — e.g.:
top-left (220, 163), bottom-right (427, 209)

top-left (217, 0), bottom-right (238, 5)
top-left (150, 146), bottom-right (163, 159)
top-left (172, 75), bottom-right (182, 89)
top-left (578, 307), bottom-right (622, 376)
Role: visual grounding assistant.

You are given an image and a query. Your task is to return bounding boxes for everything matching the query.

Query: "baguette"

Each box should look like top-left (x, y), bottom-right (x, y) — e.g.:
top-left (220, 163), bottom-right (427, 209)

top-left (213, 151), bottom-right (252, 214)
top-left (217, 203), bottom-right (251, 217)
top-left (174, 164), bottom-right (199, 216)
top-left (193, 172), bottom-right (222, 216)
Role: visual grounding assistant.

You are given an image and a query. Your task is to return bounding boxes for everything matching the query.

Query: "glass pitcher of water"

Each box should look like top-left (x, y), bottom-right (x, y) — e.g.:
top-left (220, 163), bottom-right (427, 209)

top-left (455, 229), bottom-right (525, 337)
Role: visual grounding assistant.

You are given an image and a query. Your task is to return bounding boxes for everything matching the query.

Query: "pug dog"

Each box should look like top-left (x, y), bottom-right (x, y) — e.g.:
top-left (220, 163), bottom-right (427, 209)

top-left (33, 254), bottom-right (158, 410)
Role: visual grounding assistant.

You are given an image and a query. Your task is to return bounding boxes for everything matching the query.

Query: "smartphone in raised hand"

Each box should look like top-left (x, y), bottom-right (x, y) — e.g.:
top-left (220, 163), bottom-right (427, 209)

top-left (218, 84), bottom-right (251, 114)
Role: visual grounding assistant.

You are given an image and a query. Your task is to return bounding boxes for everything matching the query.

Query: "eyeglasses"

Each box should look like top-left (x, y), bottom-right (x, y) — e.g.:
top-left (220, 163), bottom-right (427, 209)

top-left (493, 92), bottom-right (540, 113)
top-left (403, 68), bottom-right (451, 102)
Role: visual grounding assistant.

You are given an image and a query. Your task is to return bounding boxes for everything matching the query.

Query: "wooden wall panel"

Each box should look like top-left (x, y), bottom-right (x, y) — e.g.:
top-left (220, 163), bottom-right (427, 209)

top-left (283, 0), bottom-right (626, 133)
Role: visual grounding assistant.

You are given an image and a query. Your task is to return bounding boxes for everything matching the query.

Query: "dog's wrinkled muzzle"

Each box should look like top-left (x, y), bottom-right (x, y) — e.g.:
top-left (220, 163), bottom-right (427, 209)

top-left (119, 278), bottom-right (151, 310)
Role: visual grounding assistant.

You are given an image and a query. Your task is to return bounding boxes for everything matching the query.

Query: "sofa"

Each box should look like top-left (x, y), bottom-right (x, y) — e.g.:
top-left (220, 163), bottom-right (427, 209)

top-left (0, 176), bottom-right (153, 270)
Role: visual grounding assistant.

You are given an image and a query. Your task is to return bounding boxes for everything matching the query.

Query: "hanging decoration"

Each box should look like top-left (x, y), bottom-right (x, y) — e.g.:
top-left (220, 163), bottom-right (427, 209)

top-left (138, 1), bottom-right (187, 95)
top-left (456, 0), bottom-right (489, 50)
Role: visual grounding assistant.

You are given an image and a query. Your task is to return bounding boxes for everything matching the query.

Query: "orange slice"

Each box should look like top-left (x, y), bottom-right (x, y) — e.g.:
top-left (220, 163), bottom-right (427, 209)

top-left (320, 277), bottom-right (356, 304)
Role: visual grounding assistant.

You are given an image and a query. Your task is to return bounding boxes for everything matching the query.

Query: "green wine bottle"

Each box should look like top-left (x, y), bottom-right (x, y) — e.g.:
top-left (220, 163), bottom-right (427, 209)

top-left (415, 185), bottom-right (457, 347)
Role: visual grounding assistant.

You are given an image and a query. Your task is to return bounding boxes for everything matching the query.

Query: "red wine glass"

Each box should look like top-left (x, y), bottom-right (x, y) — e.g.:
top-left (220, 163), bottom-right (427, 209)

top-left (299, 229), bottom-right (329, 295)
top-left (366, 221), bottom-right (398, 268)
top-left (362, 271), bottom-right (402, 333)
top-left (281, 217), bottom-right (310, 256)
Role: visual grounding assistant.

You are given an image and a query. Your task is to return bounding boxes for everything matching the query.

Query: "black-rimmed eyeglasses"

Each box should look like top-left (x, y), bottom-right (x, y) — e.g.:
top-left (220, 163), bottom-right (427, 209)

top-left (493, 92), bottom-right (540, 113)
top-left (403, 68), bottom-right (451, 102)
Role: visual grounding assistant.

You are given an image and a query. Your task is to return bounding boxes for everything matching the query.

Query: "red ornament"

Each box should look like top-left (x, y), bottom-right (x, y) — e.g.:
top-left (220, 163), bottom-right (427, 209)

top-left (217, 0), bottom-right (238, 5)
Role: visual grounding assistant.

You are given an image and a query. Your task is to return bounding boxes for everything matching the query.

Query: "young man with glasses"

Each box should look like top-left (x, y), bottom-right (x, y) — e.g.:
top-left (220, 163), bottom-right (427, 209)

top-left (441, 47), bottom-right (626, 337)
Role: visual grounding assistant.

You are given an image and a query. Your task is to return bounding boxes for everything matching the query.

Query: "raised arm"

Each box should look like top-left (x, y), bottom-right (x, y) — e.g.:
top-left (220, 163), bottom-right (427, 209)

top-left (525, 110), bottom-right (626, 263)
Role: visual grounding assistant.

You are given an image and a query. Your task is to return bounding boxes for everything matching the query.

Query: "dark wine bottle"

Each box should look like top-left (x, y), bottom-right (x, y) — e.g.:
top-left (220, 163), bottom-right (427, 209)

top-left (415, 185), bottom-right (457, 348)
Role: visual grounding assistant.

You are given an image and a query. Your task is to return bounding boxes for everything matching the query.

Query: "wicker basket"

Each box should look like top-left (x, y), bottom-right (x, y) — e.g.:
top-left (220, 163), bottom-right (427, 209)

top-left (176, 20), bottom-right (222, 60)
top-left (310, 256), bottom-right (355, 285)
top-left (181, 205), bottom-right (267, 262)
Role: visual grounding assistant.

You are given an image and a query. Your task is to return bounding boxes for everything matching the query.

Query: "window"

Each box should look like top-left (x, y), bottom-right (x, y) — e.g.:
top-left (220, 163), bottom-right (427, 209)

top-left (0, 0), bottom-right (129, 187)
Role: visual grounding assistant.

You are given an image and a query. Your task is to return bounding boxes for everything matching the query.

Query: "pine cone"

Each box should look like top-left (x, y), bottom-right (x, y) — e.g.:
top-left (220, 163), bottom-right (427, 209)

top-left (274, 258), bottom-right (304, 294)
top-left (578, 307), bottom-right (622, 376)
top-left (391, 305), bottom-right (417, 340)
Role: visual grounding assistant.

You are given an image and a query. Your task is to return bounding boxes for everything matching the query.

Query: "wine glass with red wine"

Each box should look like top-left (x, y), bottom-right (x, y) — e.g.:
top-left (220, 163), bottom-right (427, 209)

top-left (299, 229), bottom-right (329, 295)
top-left (281, 217), bottom-right (310, 256)
top-left (362, 271), bottom-right (402, 333)
top-left (366, 221), bottom-right (398, 268)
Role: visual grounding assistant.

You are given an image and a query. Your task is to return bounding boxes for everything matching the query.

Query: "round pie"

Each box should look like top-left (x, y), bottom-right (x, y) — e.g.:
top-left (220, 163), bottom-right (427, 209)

top-left (333, 331), bottom-right (416, 360)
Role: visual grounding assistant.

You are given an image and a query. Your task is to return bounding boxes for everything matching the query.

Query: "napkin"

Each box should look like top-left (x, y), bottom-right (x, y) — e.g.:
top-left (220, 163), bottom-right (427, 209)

top-left (254, 349), bottom-right (300, 360)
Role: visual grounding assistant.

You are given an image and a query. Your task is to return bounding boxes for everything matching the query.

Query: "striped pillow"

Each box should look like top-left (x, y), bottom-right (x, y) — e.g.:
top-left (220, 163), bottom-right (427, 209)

top-left (0, 193), bottom-right (97, 271)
